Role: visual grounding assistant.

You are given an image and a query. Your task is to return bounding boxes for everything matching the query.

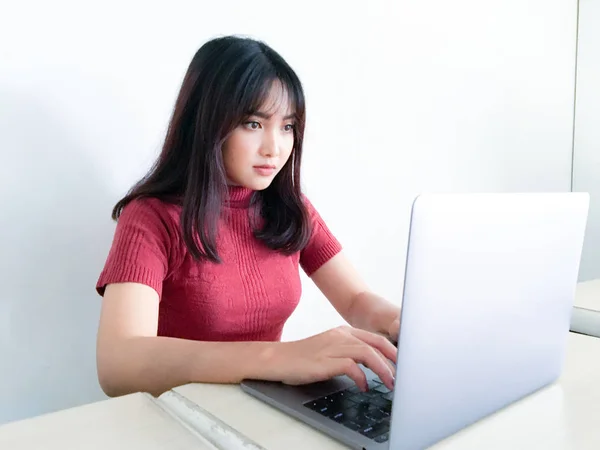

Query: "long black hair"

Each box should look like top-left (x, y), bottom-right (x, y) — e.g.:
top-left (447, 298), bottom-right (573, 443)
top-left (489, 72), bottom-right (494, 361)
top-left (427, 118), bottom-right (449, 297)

top-left (112, 35), bottom-right (311, 262)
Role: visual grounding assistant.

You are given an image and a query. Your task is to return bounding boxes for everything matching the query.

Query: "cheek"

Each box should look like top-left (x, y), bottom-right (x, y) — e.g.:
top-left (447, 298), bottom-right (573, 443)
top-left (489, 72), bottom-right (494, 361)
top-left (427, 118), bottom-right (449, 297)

top-left (282, 135), bottom-right (295, 158)
top-left (224, 135), bottom-right (250, 167)
top-left (224, 151), bottom-right (245, 178)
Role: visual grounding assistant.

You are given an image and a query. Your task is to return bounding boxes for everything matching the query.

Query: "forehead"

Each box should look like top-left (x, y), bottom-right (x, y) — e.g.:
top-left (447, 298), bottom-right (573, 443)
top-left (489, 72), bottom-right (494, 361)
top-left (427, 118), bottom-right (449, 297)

top-left (256, 80), bottom-right (294, 117)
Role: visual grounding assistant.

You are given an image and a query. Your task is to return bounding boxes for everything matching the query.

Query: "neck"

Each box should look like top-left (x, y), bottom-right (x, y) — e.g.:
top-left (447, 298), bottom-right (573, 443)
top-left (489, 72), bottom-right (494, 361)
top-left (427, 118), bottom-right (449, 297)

top-left (226, 185), bottom-right (254, 208)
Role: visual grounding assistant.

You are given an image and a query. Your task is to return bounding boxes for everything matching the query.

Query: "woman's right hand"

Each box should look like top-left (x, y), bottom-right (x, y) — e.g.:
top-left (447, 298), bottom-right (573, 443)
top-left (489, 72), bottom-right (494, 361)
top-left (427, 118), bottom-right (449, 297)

top-left (272, 326), bottom-right (397, 391)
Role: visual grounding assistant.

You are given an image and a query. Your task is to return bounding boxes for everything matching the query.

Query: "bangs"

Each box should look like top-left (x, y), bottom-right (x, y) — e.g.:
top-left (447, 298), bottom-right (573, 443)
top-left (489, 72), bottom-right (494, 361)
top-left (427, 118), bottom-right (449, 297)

top-left (235, 64), bottom-right (305, 124)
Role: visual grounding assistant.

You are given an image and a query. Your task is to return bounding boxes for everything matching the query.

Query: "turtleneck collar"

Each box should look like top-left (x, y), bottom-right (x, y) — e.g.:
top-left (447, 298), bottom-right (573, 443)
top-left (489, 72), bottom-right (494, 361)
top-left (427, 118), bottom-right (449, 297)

top-left (226, 185), bottom-right (255, 208)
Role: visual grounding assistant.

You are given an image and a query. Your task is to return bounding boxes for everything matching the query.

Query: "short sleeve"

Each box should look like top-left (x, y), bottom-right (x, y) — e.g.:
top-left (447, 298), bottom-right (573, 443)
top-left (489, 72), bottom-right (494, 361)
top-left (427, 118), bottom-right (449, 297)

top-left (300, 196), bottom-right (343, 276)
top-left (96, 198), bottom-right (174, 298)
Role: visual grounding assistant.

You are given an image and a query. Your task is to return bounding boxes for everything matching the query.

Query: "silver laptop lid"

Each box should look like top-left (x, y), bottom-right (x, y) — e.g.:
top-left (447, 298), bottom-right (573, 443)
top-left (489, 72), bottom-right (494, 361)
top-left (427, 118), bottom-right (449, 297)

top-left (390, 192), bottom-right (589, 449)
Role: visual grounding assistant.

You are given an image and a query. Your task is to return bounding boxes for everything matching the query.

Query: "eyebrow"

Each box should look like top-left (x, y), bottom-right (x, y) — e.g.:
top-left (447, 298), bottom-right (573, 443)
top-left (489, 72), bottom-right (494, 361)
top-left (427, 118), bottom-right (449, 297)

top-left (250, 111), bottom-right (296, 121)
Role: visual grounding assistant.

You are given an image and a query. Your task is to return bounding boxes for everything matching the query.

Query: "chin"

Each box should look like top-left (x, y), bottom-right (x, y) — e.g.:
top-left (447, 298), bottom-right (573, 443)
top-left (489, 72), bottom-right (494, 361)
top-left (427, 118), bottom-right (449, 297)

top-left (249, 178), bottom-right (275, 191)
top-left (239, 173), bottom-right (276, 191)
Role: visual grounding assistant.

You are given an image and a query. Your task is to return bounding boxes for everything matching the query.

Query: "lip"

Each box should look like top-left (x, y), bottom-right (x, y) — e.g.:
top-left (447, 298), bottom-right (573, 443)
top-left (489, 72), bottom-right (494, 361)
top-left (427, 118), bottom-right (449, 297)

top-left (253, 165), bottom-right (277, 176)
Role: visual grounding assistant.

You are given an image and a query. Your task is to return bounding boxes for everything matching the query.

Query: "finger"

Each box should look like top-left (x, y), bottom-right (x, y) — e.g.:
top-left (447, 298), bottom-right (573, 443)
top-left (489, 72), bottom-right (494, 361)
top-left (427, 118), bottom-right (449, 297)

top-left (329, 358), bottom-right (368, 391)
top-left (338, 344), bottom-right (395, 390)
top-left (348, 328), bottom-right (398, 363)
top-left (374, 347), bottom-right (396, 378)
top-left (388, 319), bottom-right (400, 341)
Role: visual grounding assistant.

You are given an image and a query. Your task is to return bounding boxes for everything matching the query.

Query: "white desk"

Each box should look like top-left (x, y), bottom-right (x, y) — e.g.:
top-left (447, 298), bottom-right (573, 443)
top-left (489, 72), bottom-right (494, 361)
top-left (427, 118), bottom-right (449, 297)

top-left (572, 279), bottom-right (600, 337)
top-left (0, 392), bottom-right (215, 450)
top-left (2, 281), bottom-right (597, 449)
top-left (170, 332), bottom-right (600, 450)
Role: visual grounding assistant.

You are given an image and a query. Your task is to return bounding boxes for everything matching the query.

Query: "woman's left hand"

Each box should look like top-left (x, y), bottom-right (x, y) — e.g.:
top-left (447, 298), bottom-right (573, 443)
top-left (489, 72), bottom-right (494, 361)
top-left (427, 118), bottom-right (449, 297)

top-left (387, 315), bottom-right (400, 342)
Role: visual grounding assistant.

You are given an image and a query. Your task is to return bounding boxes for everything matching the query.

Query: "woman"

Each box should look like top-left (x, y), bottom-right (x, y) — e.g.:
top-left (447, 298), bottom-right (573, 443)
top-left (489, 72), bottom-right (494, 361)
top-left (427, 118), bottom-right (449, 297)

top-left (96, 35), bottom-right (401, 398)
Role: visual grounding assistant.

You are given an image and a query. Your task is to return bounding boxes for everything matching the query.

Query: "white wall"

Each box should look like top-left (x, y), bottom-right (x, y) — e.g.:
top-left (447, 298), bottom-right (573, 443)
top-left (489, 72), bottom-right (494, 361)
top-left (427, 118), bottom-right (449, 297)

top-left (573, 0), bottom-right (600, 282)
top-left (0, 0), bottom-right (578, 424)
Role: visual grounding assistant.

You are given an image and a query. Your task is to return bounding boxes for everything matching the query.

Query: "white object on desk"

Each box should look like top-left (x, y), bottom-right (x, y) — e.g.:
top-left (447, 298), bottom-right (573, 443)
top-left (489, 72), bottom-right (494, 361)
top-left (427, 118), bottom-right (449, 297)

top-left (156, 389), bottom-right (265, 450)
top-left (574, 279), bottom-right (600, 311)
top-left (169, 332), bottom-right (600, 450)
top-left (0, 392), bottom-right (217, 450)
top-left (572, 279), bottom-right (600, 337)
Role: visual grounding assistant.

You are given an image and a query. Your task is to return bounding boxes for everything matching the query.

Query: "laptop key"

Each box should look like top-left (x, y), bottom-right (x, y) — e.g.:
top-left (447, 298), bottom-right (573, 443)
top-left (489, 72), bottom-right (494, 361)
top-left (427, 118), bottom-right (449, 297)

top-left (348, 393), bottom-right (376, 406)
top-left (381, 401), bottom-right (392, 415)
top-left (329, 394), bottom-right (357, 409)
top-left (339, 408), bottom-right (363, 430)
top-left (328, 390), bottom-right (347, 400)
top-left (342, 420), bottom-right (362, 431)
top-left (337, 405), bottom-right (359, 418)
top-left (370, 397), bottom-right (391, 409)
top-left (354, 413), bottom-right (377, 429)
top-left (361, 421), bottom-right (390, 439)
top-left (364, 408), bottom-right (386, 422)
top-left (322, 394), bottom-right (344, 406)
top-left (367, 380), bottom-right (381, 391)
top-left (332, 406), bottom-right (364, 424)
top-left (304, 399), bottom-right (338, 416)
top-left (347, 393), bottom-right (362, 403)
top-left (373, 384), bottom-right (391, 394)
top-left (319, 405), bottom-right (334, 415)
top-left (331, 410), bottom-right (346, 422)
top-left (304, 400), bottom-right (321, 411)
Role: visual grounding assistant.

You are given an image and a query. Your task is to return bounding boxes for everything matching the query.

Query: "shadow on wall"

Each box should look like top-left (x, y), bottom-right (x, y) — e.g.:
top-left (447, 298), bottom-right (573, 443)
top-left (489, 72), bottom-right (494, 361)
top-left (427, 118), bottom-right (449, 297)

top-left (0, 89), bottom-right (115, 424)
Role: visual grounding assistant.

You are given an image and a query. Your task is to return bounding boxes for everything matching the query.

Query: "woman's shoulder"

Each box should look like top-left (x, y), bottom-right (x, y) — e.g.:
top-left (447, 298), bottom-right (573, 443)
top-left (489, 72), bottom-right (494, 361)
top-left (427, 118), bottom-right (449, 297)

top-left (118, 196), bottom-right (182, 228)
top-left (114, 196), bottom-right (185, 254)
top-left (97, 196), bottom-right (184, 297)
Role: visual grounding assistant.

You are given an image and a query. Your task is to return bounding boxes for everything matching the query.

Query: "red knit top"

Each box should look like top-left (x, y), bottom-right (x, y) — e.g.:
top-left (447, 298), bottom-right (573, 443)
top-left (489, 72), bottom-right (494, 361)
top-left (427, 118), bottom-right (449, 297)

top-left (96, 186), bottom-right (342, 342)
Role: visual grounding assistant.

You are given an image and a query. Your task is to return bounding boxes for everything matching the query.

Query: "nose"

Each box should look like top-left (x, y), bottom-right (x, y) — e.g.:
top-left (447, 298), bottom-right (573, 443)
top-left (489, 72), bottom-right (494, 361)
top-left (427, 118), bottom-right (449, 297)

top-left (259, 130), bottom-right (281, 158)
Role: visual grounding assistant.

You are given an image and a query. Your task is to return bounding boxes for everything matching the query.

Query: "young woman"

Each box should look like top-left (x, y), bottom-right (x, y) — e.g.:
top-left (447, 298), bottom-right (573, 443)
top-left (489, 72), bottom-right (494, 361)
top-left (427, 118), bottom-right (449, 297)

top-left (95, 35), bottom-right (401, 398)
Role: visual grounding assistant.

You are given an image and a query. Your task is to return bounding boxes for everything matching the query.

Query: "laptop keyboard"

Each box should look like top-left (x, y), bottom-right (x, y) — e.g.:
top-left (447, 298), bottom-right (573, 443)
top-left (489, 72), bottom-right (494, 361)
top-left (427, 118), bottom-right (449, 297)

top-left (303, 379), bottom-right (392, 443)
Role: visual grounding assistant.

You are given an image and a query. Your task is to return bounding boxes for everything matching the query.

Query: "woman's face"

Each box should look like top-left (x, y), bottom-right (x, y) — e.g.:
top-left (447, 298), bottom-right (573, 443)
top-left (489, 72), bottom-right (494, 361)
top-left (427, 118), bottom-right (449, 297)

top-left (222, 82), bottom-right (296, 191)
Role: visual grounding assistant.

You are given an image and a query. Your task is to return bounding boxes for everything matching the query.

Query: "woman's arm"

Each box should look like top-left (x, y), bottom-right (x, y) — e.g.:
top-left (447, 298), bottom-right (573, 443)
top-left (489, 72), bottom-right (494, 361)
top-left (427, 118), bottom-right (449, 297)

top-left (310, 252), bottom-right (401, 339)
top-left (97, 282), bottom-right (397, 397)
top-left (96, 282), bottom-right (282, 397)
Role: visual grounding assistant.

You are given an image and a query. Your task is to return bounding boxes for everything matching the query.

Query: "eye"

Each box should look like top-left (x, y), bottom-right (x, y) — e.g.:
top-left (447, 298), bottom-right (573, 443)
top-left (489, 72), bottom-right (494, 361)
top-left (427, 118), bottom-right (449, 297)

top-left (244, 121), bottom-right (261, 130)
top-left (283, 123), bottom-right (295, 132)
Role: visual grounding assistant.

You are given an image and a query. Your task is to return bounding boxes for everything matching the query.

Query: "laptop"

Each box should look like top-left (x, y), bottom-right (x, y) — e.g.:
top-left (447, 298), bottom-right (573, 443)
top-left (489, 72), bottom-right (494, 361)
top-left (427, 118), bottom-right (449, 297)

top-left (241, 192), bottom-right (589, 450)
